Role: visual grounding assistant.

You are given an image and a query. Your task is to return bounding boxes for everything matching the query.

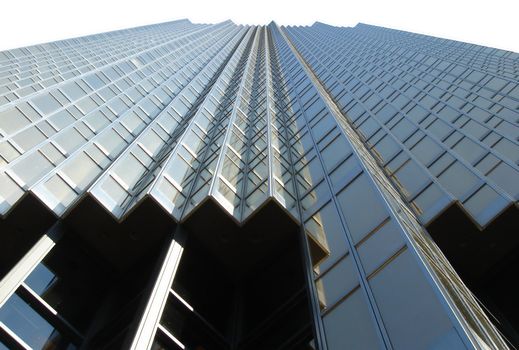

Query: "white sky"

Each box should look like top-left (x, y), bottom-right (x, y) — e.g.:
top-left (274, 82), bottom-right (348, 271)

top-left (1, 0), bottom-right (518, 53)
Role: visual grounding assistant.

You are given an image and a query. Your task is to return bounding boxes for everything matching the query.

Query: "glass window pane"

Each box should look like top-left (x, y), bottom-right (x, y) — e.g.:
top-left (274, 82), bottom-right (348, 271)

top-left (0, 294), bottom-right (75, 350)
top-left (32, 93), bottom-right (62, 115)
top-left (372, 135), bottom-right (400, 163)
top-left (0, 107), bottom-right (31, 134)
top-left (437, 162), bottom-right (480, 199)
top-left (463, 185), bottom-right (509, 225)
top-left (306, 202), bottom-right (349, 273)
top-left (12, 126), bottom-right (47, 151)
top-left (369, 249), bottom-right (465, 349)
top-left (411, 136), bottom-right (442, 165)
top-left (358, 220), bottom-right (405, 276)
top-left (321, 135), bottom-right (351, 171)
top-left (452, 137), bottom-right (485, 164)
top-left (61, 152), bottom-right (100, 191)
top-left (316, 255), bottom-right (358, 308)
top-left (337, 174), bottom-right (388, 244)
top-left (323, 289), bottom-right (382, 349)
top-left (25, 264), bottom-right (57, 295)
top-left (392, 160), bottom-right (430, 198)
top-left (487, 162), bottom-right (519, 197)
top-left (11, 152), bottom-right (53, 186)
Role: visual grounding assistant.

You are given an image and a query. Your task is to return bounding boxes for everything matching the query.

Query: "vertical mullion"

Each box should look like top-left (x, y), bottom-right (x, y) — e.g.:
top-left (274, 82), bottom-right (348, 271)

top-left (0, 222), bottom-right (63, 308)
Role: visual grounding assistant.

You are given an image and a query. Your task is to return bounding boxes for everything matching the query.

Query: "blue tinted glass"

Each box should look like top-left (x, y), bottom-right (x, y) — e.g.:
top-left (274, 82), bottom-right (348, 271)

top-left (25, 263), bottom-right (57, 295)
top-left (0, 293), bottom-right (72, 349)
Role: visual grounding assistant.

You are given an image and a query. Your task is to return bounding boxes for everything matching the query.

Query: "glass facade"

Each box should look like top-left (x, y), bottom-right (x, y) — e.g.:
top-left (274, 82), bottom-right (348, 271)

top-left (0, 19), bottom-right (518, 349)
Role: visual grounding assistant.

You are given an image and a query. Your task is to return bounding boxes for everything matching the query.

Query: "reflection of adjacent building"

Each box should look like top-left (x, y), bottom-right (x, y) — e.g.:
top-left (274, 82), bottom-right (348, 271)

top-left (1, 18), bottom-right (518, 350)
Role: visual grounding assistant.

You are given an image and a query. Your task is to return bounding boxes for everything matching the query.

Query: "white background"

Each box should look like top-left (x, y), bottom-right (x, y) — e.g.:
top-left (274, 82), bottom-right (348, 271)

top-left (1, 0), bottom-right (518, 53)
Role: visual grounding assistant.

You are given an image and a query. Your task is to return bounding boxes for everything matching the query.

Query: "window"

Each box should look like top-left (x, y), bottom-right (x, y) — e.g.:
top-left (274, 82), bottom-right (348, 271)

top-left (372, 134), bottom-right (400, 163)
top-left (426, 119), bottom-right (452, 140)
top-left (369, 249), bottom-right (466, 349)
top-left (390, 117), bottom-right (416, 142)
top-left (0, 140), bottom-right (20, 163)
top-left (54, 127), bottom-right (86, 155)
top-left (492, 137), bottom-right (519, 164)
top-left (329, 154), bottom-right (362, 191)
top-left (320, 135), bottom-right (351, 171)
top-left (337, 173), bottom-right (389, 244)
top-left (48, 110), bottom-right (76, 131)
top-left (40, 142), bottom-right (65, 165)
top-left (31, 93), bottom-right (62, 115)
top-left (297, 153), bottom-right (325, 188)
top-left (357, 219), bottom-right (404, 276)
top-left (412, 182), bottom-right (449, 218)
top-left (305, 202), bottom-right (349, 272)
top-left (406, 104), bottom-right (428, 123)
top-left (61, 152), bottom-right (101, 191)
top-left (11, 152), bottom-right (53, 186)
top-left (452, 137), bottom-right (485, 164)
top-left (410, 136), bottom-right (443, 166)
top-left (486, 162), bottom-right (519, 198)
top-left (75, 96), bottom-right (98, 115)
top-left (301, 180), bottom-right (329, 214)
top-left (322, 289), bottom-right (382, 349)
top-left (311, 113), bottom-right (336, 142)
top-left (11, 126), bottom-right (47, 151)
top-left (0, 293), bottom-right (78, 350)
top-left (463, 184), bottom-right (508, 225)
top-left (60, 82), bottom-right (86, 101)
top-left (0, 107), bottom-right (31, 135)
top-left (437, 161), bottom-right (481, 200)
top-left (316, 255), bottom-right (358, 308)
top-left (113, 154), bottom-right (147, 191)
top-left (392, 160), bottom-right (430, 199)
top-left (357, 117), bottom-right (380, 140)
top-left (84, 111), bottom-right (110, 133)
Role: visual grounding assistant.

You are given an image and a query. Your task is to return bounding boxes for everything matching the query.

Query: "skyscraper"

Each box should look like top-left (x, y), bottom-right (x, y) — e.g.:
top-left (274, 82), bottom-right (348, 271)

top-left (0, 19), bottom-right (518, 349)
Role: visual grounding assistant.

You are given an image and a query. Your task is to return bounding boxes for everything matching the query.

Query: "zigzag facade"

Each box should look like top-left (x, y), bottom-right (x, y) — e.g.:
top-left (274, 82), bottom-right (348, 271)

top-left (0, 19), bottom-right (518, 349)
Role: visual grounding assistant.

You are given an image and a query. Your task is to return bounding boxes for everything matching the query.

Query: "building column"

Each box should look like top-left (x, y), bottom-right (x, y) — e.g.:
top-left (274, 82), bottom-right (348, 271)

top-left (128, 225), bottom-right (186, 350)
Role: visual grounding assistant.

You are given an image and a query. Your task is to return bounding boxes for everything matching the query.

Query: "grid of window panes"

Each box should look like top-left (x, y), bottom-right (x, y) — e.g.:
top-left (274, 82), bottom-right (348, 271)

top-left (0, 20), bottom-right (246, 218)
top-left (353, 23), bottom-right (519, 81)
top-left (0, 19), bottom-right (517, 350)
top-left (284, 23), bottom-right (519, 228)
top-left (270, 23), bottom-right (507, 349)
top-left (0, 20), bottom-right (198, 105)
top-left (3, 20), bottom-right (517, 235)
